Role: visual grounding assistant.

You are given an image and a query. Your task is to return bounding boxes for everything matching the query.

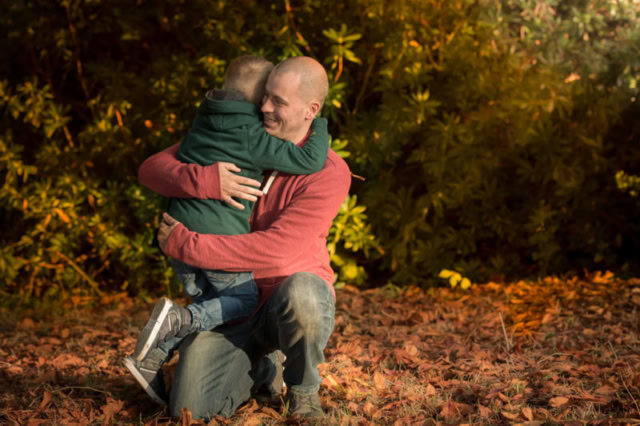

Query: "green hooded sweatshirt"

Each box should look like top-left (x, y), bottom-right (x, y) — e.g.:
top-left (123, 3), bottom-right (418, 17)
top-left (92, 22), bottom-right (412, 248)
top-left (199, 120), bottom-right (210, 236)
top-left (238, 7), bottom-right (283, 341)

top-left (167, 89), bottom-right (329, 236)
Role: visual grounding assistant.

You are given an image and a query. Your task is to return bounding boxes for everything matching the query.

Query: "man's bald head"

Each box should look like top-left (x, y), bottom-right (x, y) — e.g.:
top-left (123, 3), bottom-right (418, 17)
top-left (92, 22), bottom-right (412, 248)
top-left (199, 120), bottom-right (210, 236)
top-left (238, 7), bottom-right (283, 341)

top-left (271, 56), bottom-right (329, 110)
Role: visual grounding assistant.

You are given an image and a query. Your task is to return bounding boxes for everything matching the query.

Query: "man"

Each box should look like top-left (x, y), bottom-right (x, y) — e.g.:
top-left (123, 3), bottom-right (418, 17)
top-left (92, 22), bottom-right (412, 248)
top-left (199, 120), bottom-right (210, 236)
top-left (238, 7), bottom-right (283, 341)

top-left (137, 56), bottom-right (351, 420)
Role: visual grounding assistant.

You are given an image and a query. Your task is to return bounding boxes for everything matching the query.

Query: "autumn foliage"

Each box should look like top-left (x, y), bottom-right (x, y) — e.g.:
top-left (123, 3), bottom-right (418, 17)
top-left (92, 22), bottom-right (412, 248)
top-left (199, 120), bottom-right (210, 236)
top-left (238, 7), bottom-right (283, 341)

top-left (1, 1), bottom-right (640, 300)
top-left (1, 273), bottom-right (638, 424)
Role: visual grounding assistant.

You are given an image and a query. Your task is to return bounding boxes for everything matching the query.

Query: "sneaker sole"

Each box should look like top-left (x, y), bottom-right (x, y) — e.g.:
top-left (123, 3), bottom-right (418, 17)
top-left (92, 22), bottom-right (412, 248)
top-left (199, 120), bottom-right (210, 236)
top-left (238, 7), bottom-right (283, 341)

top-left (123, 356), bottom-right (167, 406)
top-left (135, 298), bottom-right (173, 361)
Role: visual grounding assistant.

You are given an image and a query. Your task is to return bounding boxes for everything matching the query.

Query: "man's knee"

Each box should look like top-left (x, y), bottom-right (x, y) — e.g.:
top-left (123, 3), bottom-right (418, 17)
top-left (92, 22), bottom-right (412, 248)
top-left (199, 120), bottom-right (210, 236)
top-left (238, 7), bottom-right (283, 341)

top-left (276, 272), bottom-right (335, 337)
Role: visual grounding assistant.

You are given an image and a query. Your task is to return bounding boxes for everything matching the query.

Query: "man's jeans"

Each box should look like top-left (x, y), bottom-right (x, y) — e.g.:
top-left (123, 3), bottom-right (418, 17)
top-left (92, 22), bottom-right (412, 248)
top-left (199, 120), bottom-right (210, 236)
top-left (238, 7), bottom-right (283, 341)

top-left (168, 272), bottom-right (335, 420)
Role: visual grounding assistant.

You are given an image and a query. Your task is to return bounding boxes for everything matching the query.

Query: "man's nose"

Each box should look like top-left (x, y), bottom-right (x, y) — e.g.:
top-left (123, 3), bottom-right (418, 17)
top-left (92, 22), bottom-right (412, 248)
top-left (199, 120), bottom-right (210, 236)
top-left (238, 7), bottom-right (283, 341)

top-left (261, 98), bottom-right (273, 113)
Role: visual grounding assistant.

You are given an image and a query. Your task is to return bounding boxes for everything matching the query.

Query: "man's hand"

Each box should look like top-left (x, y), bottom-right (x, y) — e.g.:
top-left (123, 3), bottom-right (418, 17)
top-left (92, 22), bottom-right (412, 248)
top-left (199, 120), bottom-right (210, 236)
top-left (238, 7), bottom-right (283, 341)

top-left (218, 162), bottom-right (263, 210)
top-left (158, 212), bottom-right (181, 253)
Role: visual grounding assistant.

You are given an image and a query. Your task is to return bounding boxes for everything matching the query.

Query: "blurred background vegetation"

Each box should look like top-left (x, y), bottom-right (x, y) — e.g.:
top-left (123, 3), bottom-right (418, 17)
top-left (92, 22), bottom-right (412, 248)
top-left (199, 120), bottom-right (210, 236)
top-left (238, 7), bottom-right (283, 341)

top-left (1, 0), bottom-right (639, 306)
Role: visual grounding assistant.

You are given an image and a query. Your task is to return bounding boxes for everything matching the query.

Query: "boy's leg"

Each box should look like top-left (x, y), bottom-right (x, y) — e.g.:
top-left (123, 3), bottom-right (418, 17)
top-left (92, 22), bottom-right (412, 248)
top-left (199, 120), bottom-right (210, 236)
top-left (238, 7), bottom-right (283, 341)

top-left (123, 260), bottom-right (198, 405)
top-left (188, 270), bottom-right (259, 330)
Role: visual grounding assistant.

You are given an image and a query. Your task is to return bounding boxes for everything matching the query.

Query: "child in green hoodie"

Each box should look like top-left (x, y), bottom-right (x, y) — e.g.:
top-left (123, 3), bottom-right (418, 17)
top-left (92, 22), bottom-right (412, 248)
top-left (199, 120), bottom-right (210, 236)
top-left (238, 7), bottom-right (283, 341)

top-left (124, 56), bottom-right (328, 405)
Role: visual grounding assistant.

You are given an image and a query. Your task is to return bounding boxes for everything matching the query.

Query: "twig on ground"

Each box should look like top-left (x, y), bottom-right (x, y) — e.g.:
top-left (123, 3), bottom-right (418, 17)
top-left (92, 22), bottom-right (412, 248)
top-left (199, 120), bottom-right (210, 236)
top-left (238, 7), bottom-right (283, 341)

top-left (499, 312), bottom-right (512, 351)
top-left (54, 386), bottom-right (110, 395)
top-left (620, 373), bottom-right (640, 417)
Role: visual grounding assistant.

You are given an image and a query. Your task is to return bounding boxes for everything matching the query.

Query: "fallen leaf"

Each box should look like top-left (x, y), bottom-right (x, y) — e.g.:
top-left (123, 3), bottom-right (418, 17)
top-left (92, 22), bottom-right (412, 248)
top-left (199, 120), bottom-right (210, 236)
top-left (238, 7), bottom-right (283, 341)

top-left (501, 410), bottom-right (519, 420)
top-left (39, 391), bottom-right (52, 410)
top-left (522, 406), bottom-right (534, 421)
top-left (426, 383), bottom-right (437, 396)
top-left (478, 404), bottom-right (491, 419)
top-left (595, 385), bottom-right (616, 395)
top-left (363, 401), bottom-right (378, 418)
top-left (549, 396), bottom-right (569, 407)
top-left (373, 371), bottom-right (386, 390)
top-left (440, 401), bottom-right (459, 420)
top-left (101, 397), bottom-right (124, 424)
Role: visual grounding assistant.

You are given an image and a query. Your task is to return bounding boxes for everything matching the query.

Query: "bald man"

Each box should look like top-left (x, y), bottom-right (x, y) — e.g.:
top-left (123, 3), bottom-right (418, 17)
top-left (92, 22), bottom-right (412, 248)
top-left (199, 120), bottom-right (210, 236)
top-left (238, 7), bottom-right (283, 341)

top-left (138, 56), bottom-right (351, 420)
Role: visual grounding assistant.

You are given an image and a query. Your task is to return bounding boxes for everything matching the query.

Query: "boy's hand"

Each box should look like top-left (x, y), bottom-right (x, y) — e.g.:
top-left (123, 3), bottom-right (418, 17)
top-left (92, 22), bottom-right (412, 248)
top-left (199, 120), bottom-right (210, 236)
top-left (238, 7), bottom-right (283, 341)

top-left (218, 162), bottom-right (263, 209)
top-left (158, 212), bottom-right (181, 252)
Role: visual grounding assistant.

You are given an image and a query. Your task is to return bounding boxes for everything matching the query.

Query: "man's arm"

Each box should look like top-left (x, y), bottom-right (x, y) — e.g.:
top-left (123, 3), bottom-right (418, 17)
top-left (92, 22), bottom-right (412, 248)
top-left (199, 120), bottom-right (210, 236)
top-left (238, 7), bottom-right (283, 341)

top-left (138, 143), bottom-right (263, 209)
top-left (161, 158), bottom-right (351, 277)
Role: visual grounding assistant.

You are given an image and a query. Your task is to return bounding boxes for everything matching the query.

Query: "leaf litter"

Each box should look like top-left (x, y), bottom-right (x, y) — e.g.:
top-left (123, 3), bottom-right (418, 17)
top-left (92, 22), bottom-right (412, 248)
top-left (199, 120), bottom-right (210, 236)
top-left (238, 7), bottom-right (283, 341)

top-left (0, 272), bottom-right (638, 425)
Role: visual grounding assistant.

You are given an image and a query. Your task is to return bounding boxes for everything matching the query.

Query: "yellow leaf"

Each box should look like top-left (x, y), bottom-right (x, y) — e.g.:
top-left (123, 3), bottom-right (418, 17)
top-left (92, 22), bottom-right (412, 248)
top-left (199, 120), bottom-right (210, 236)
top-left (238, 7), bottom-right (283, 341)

top-left (460, 278), bottom-right (471, 289)
top-left (449, 274), bottom-right (461, 288)
top-left (439, 269), bottom-right (454, 279)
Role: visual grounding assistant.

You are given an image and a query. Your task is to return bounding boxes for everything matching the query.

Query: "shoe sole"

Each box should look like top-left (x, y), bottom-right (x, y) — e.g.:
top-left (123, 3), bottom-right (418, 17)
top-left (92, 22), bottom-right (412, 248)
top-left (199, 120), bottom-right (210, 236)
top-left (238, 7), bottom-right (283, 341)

top-left (123, 356), bottom-right (167, 406)
top-left (134, 298), bottom-right (173, 361)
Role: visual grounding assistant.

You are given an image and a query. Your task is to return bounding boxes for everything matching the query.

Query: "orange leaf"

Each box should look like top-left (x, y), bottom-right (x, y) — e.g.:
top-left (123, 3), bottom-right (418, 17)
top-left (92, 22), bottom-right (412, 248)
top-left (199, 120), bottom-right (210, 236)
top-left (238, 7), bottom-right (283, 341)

top-left (549, 396), bottom-right (569, 407)
top-left (101, 397), bottom-right (124, 424)
top-left (363, 401), bottom-right (378, 418)
top-left (440, 401), bottom-right (459, 420)
top-left (426, 383), bottom-right (436, 396)
top-left (373, 371), bottom-right (386, 390)
top-left (478, 404), bottom-right (491, 418)
top-left (522, 406), bottom-right (534, 421)
top-left (54, 208), bottom-right (70, 223)
top-left (501, 411), bottom-right (519, 420)
top-left (39, 391), bottom-right (52, 410)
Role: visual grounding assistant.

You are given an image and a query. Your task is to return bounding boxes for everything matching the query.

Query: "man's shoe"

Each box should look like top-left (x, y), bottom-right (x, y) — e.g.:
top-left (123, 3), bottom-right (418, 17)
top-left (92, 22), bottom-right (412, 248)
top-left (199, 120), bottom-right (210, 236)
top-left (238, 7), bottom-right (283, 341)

top-left (285, 391), bottom-right (324, 419)
top-left (123, 355), bottom-right (168, 405)
top-left (132, 297), bottom-right (192, 361)
top-left (254, 350), bottom-right (285, 403)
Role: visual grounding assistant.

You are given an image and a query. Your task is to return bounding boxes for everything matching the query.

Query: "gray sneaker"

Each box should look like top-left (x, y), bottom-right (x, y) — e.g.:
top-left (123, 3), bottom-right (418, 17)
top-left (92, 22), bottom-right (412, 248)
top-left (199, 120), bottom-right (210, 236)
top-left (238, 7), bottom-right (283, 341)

top-left (285, 391), bottom-right (324, 419)
top-left (123, 355), bottom-right (167, 405)
top-left (132, 297), bottom-right (192, 361)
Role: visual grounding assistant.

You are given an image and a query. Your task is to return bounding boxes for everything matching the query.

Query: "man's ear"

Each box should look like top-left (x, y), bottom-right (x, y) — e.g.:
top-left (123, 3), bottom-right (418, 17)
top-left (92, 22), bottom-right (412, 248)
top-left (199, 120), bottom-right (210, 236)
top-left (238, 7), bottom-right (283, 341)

top-left (305, 100), bottom-right (322, 120)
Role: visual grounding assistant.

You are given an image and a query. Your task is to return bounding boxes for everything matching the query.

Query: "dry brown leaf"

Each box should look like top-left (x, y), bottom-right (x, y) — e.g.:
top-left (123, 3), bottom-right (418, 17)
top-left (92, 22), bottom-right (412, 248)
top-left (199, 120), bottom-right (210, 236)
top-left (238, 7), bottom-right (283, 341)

top-left (501, 410), bottom-right (520, 420)
top-left (440, 401), bottom-right (459, 420)
top-left (373, 371), bottom-right (386, 390)
top-left (478, 404), bottom-right (492, 419)
top-left (242, 415), bottom-right (262, 426)
top-left (426, 383), bottom-right (437, 396)
top-left (363, 401), bottom-right (378, 418)
top-left (522, 406), bottom-right (534, 421)
top-left (549, 396), bottom-right (569, 407)
top-left (101, 397), bottom-right (124, 424)
top-left (39, 391), bottom-right (52, 410)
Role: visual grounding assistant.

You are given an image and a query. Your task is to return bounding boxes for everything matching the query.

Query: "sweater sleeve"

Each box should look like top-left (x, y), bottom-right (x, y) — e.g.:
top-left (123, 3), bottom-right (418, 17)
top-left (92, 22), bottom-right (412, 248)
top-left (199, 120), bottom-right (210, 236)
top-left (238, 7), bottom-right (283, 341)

top-left (164, 157), bottom-right (351, 276)
top-left (137, 143), bottom-right (221, 200)
top-left (247, 118), bottom-right (329, 174)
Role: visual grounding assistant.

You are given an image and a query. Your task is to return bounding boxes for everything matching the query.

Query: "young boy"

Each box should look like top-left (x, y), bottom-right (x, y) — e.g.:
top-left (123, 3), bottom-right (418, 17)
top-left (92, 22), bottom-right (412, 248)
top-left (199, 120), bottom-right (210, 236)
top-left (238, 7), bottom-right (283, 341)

top-left (124, 56), bottom-right (328, 404)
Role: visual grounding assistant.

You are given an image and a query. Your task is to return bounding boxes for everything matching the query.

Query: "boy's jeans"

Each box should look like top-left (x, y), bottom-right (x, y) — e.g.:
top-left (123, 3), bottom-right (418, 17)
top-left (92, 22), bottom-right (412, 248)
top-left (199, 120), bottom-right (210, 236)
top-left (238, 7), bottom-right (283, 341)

top-left (170, 259), bottom-right (259, 330)
top-left (152, 259), bottom-right (259, 359)
top-left (168, 272), bottom-right (335, 420)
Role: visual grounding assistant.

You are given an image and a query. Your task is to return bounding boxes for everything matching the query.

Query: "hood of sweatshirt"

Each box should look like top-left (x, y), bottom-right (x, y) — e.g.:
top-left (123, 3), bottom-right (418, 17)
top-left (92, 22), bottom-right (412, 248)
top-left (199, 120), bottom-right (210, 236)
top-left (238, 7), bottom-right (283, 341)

top-left (196, 89), bottom-right (262, 131)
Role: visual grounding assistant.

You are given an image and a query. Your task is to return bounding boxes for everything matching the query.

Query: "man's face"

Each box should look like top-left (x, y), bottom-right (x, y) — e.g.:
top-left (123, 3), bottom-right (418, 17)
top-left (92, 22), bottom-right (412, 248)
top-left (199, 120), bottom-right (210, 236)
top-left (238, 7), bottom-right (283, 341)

top-left (261, 71), bottom-right (311, 142)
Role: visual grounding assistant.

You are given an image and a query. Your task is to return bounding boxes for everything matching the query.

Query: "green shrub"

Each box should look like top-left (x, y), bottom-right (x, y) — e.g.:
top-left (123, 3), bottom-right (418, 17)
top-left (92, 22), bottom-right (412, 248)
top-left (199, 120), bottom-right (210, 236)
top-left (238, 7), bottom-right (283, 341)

top-left (1, 0), bottom-right (639, 303)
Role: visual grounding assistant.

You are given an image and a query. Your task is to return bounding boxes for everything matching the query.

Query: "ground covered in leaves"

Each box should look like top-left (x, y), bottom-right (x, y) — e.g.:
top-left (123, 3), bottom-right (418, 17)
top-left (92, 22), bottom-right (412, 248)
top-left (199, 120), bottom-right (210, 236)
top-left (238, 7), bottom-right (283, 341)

top-left (1, 272), bottom-right (639, 425)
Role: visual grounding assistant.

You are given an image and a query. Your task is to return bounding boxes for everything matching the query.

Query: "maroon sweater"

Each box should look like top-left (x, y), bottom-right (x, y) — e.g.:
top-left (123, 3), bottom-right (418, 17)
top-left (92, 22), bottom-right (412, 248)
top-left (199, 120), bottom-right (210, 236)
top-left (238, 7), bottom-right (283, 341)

top-left (138, 139), bottom-right (351, 305)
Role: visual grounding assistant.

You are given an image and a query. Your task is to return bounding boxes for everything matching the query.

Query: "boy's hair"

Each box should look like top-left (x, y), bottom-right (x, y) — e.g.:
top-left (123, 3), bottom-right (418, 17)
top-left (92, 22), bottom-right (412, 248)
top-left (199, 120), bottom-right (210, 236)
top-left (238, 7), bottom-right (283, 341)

top-left (224, 56), bottom-right (274, 105)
